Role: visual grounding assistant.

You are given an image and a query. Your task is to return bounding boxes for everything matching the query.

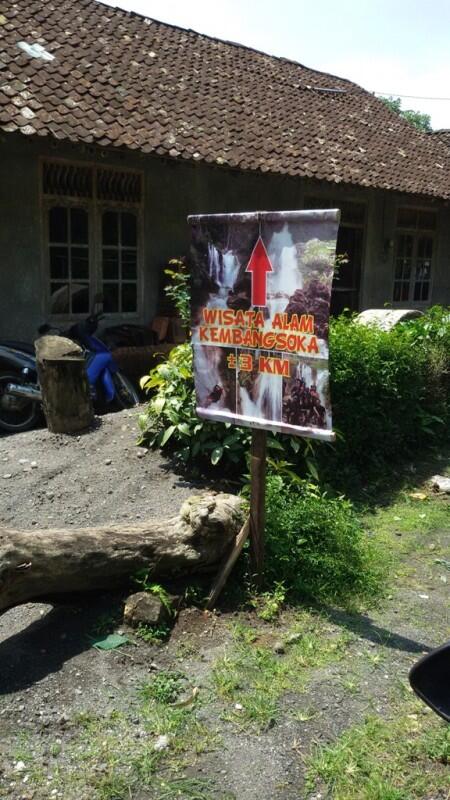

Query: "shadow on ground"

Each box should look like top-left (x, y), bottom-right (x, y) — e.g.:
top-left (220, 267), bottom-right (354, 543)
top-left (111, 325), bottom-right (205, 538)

top-left (0, 592), bottom-right (124, 694)
top-left (326, 607), bottom-right (432, 654)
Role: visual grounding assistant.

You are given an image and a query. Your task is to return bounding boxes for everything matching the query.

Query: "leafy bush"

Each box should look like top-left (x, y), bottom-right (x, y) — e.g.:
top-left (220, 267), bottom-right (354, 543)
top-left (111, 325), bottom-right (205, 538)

top-left (264, 475), bottom-right (384, 608)
top-left (321, 308), bottom-right (449, 490)
top-left (139, 343), bottom-right (251, 469)
top-left (163, 258), bottom-right (191, 329)
top-left (139, 306), bottom-right (449, 489)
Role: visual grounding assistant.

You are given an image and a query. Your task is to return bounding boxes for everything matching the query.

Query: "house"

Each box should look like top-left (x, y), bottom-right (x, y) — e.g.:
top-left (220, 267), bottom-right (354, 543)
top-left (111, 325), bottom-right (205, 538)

top-left (1, 0), bottom-right (449, 343)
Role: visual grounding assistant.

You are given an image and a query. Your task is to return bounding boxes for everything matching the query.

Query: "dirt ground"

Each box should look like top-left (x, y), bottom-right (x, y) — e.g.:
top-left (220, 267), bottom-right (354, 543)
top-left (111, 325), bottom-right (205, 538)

top-left (0, 409), bottom-right (201, 530)
top-left (0, 410), bottom-right (449, 800)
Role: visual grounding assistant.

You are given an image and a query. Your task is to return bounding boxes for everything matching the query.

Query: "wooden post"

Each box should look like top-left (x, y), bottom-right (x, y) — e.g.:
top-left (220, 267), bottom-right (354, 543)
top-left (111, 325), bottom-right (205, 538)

top-left (35, 335), bottom-right (94, 434)
top-left (249, 428), bottom-right (267, 586)
top-left (205, 517), bottom-right (250, 610)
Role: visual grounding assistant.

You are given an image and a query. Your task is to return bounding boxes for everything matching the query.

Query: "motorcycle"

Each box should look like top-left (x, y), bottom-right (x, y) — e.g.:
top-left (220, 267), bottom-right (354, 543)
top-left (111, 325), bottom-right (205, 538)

top-left (0, 307), bottom-right (140, 434)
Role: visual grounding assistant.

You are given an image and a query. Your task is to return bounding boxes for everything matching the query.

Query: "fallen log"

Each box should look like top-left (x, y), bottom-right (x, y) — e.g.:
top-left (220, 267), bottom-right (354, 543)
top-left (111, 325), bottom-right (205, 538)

top-left (0, 493), bottom-right (243, 611)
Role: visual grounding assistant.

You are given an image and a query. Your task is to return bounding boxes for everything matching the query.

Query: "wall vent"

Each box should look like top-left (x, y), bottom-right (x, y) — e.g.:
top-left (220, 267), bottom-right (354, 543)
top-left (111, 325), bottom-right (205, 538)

top-left (43, 162), bottom-right (142, 204)
top-left (97, 168), bottom-right (142, 203)
top-left (43, 161), bottom-right (93, 198)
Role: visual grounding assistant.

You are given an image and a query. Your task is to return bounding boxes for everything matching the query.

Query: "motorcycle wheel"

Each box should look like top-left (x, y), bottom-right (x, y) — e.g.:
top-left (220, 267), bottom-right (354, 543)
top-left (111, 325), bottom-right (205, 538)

top-left (112, 371), bottom-right (140, 409)
top-left (0, 372), bottom-right (41, 433)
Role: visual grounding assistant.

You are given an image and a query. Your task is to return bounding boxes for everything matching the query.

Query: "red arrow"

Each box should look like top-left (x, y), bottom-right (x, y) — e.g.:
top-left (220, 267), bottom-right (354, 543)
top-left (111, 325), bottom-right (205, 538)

top-left (245, 236), bottom-right (273, 306)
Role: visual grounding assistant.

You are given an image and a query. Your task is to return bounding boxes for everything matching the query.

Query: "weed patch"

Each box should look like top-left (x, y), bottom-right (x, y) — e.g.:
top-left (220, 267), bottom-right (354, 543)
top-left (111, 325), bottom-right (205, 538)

top-left (211, 611), bottom-right (353, 731)
top-left (306, 695), bottom-right (450, 799)
top-left (141, 670), bottom-right (185, 704)
top-left (264, 475), bottom-right (385, 609)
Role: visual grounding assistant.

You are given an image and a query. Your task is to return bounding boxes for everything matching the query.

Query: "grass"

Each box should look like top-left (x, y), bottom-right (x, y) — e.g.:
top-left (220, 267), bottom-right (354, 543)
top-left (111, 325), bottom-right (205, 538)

top-left (135, 622), bottom-right (172, 644)
top-left (211, 611), bottom-right (355, 731)
top-left (363, 492), bottom-right (449, 554)
top-left (362, 490), bottom-right (450, 596)
top-left (306, 691), bottom-right (450, 799)
top-left (140, 669), bottom-right (185, 705)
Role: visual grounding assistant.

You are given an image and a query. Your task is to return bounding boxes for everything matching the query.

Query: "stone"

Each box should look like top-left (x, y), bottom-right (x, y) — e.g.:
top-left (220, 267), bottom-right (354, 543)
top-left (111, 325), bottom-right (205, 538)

top-left (356, 308), bottom-right (423, 331)
top-left (429, 475), bottom-right (450, 494)
top-left (123, 591), bottom-right (171, 628)
top-left (273, 641), bottom-right (285, 654)
top-left (153, 734), bottom-right (169, 751)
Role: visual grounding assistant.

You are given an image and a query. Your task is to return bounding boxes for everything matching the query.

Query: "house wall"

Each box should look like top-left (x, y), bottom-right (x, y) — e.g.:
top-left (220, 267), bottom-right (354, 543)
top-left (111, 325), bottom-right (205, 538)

top-left (0, 132), bottom-right (448, 341)
top-left (432, 206), bottom-right (450, 304)
top-left (0, 136), bottom-right (44, 340)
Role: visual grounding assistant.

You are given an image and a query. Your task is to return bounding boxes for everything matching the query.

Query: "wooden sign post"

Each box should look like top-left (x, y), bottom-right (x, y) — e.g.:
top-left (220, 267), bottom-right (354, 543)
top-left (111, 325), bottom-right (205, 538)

top-left (249, 429), bottom-right (267, 586)
top-left (205, 429), bottom-right (267, 608)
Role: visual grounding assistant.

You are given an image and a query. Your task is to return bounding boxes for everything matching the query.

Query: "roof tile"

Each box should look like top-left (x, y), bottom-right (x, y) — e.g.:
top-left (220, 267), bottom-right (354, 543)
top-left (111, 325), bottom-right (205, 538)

top-left (0, 0), bottom-right (449, 198)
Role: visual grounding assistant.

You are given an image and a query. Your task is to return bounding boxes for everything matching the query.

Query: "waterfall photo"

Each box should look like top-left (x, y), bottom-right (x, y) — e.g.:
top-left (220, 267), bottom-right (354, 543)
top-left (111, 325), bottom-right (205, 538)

top-left (189, 210), bottom-right (339, 440)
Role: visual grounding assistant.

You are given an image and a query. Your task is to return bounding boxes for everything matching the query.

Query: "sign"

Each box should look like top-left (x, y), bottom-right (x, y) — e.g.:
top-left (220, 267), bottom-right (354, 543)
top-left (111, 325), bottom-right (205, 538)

top-left (188, 210), bottom-right (340, 441)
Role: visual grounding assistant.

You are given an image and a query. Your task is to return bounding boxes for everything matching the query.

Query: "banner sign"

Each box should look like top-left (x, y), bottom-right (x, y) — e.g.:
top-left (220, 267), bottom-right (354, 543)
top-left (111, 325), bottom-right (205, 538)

top-left (188, 210), bottom-right (340, 441)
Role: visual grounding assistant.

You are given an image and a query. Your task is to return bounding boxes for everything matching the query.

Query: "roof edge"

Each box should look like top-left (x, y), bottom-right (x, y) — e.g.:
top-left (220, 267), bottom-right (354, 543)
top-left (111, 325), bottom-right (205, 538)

top-left (96, 0), bottom-right (365, 92)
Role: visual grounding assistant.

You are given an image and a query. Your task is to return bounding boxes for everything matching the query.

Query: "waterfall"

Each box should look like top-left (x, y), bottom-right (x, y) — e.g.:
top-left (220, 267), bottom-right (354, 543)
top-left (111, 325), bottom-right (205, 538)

top-left (267, 223), bottom-right (302, 299)
top-left (207, 243), bottom-right (239, 291)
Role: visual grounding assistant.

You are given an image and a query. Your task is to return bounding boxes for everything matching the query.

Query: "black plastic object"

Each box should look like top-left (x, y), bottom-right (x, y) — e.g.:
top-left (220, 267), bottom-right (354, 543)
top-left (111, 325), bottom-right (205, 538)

top-left (409, 641), bottom-right (450, 722)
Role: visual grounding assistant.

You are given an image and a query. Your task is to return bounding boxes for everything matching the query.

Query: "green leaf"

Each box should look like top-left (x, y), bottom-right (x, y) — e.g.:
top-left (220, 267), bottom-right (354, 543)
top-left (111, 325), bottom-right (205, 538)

top-left (290, 437), bottom-right (300, 453)
top-left (177, 422), bottom-right (191, 436)
top-left (160, 425), bottom-right (176, 446)
top-left (267, 437), bottom-right (285, 451)
top-left (152, 396), bottom-right (166, 414)
top-left (211, 446), bottom-right (224, 465)
top-left (305, 458), bottom-right (319, 482)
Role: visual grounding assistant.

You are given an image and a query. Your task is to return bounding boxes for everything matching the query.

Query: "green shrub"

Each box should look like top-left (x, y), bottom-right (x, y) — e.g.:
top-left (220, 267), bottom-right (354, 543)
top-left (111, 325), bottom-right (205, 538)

top-left (264, 475), bottom-right (384, 608)
top-left (139, 305), bottom-right (449, 489)
top-left (139, 343), bottom-right (251, 470)
top-left (321, 308), bottom-right (449, 490)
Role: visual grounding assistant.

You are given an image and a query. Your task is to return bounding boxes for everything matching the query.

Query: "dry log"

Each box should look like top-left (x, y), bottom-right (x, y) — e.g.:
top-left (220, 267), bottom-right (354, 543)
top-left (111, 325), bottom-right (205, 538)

top-left (0, 493), bottom-right (243, 611)
top-left (35, 335), bottom-right (93, 433)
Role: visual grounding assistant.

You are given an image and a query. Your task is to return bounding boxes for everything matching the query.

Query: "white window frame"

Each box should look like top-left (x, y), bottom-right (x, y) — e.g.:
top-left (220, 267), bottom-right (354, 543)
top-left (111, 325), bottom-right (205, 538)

top-left (98, 205), bottom-right (140, 316)
top-left (41, 158), bottom-right (143, 321)
top-left (393, 207), bottom-right (436, 307)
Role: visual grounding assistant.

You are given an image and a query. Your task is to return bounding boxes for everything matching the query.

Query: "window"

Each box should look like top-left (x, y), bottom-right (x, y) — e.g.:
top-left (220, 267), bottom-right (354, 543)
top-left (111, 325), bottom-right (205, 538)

top-left (43, 161), bottom-right (142, 316)
top-left (393, 208), bottom-right (435, 304)
top-left (102, 210), bottom-right (138, 313)
top-left (48, 206), bottom-right (90, 314)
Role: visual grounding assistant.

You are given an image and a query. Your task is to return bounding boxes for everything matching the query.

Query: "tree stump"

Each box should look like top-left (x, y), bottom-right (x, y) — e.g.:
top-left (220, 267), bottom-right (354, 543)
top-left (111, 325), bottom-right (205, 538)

top-left (35, 335), bottom-right (93, 433)
top-left (0, 493), bottom-right (244, 611)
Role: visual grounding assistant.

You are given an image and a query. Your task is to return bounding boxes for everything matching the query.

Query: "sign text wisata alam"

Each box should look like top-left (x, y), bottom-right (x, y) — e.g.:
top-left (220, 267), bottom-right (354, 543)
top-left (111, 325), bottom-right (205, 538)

top-left (194, 308), bottom-right (322, 357)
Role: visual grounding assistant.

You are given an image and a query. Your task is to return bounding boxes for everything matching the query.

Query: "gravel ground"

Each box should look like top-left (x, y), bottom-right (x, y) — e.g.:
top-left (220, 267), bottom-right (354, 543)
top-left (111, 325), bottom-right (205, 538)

top-left (0, 408), bottom-right (202, 529)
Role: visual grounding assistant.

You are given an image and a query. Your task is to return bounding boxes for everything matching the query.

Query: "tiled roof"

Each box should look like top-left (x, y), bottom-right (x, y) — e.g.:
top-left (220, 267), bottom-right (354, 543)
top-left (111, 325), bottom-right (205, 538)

top-left (431, 130), bottom-right (450, 148)
top-left (1, 0), bottom-right (449, 198)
